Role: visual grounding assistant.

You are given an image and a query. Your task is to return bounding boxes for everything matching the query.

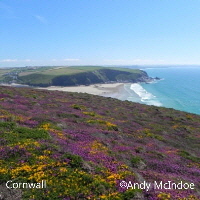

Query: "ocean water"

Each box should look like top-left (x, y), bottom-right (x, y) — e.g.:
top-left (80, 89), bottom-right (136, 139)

top-left (125, 67), bottom-right (200, 115)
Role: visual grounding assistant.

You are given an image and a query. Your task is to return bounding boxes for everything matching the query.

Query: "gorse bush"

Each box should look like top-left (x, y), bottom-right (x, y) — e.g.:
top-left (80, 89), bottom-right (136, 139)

top-left (0, 121), bottom-right (16, 129)
top-left (62, 153), bottom-right (83, 168)
top-left (14, 127), bottom-right (50, 139)
top-left (72, 104), bottom-right (86, 110)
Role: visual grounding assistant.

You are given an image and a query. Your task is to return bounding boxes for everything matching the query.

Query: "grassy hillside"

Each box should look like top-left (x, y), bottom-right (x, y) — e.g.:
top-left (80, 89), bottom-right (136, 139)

top-left (0, 66), bottom-right (55, 84)
top-left (0, 86), bottom-right (200, 199)
top-left (17, 66), bottom-right (149, 87)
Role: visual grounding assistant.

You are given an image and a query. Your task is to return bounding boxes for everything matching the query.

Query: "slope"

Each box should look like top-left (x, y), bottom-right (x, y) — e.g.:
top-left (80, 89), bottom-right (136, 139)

top-left (17, 66), bottom-right (150, 87)
top-left (0, 86), bottom-right (199, 200)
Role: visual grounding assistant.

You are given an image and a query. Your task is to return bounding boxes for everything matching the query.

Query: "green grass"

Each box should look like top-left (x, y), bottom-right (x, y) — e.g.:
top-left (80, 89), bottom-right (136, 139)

top-left (19, 66), bottom-right (142, 77)
top-left (0, 69), bottom-right (14, 81)
top-left (105, 67), bottom-right (142, 74)
top-left (17, 66), bottom-right (104, 85)
top-left (178, 150), bottom-right (200, 162)
top-left (130, 156), bottom-right (143, 167)
top-left (19, 66), bottom-right (103, 76)
top-left (18, 74), bottom-right (55, 85)
top-left (2, 65), bottom-right (146, 86)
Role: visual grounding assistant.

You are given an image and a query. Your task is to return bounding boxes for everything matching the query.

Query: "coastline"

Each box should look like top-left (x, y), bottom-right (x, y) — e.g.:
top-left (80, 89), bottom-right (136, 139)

top-left (0, 82), bottom-right (140, 102)
top-left (1, 82), bottom-right (162, 107)
top-left (41, 83), bottom-right (129, 99)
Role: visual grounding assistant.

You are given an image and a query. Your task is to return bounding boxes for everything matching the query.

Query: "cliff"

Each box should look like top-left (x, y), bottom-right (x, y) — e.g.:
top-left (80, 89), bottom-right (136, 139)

top-left (17, 67), bottom-right (153, 87)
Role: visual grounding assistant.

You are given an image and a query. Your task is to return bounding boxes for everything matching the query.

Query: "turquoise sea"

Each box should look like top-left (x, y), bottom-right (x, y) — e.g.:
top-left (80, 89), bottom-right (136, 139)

top-left (124, 67), bottom-right (200, 115)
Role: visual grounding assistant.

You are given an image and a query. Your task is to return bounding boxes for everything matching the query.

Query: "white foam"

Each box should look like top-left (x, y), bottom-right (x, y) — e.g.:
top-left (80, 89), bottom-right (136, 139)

top-left (130, 83), bottom-right (162, 106)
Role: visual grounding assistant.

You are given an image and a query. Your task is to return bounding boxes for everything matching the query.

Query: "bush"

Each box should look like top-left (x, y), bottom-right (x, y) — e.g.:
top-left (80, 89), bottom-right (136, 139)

top-left (0, 121), bottom-right (16, 129)
top-left (122, 189), bottom-right (140, 199)
top-left (14, 127), bottom-right (50, 139)
top-left (62, 153), bottom-right (83, 168)
top-left (179, 150), bottom-right (200, 163)
top-left (130, 156), bottom-right (142, 167)
top-left (72, 104), bottom-right (86, 110)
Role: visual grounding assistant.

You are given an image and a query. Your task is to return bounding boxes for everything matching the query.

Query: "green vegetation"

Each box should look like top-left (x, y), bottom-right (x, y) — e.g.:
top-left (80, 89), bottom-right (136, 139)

top-left (72, 104), bottom-right (86, 110)
top-left (1, 86), bottom-right (199, 199)
top-left (178, 150), bottom-right (200, 162)
top-left (130, 156), bottom-right (143, 167)
top-left (0, 66), bottom-right (149, 86)
top-left (0, 66), bottom-right (55, 83)
top-left (62, 153), bottom-right (83, 168)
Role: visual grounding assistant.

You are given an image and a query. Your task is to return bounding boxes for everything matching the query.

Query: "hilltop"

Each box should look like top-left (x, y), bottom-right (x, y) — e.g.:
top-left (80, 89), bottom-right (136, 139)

top-left (0, 66), bottom-right (153, 87)
top-left (0, 86), bottom-right (200, 199)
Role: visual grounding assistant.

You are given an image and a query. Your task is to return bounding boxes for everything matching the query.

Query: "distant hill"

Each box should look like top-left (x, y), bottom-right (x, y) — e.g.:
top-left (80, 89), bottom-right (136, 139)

top-left (16, 66), bottom-right (152, 87)
top-left (0, 86), bottom-right (199, 199)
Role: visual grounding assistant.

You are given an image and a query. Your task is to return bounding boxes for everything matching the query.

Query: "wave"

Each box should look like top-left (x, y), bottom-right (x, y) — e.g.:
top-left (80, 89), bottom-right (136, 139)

top-left (130, 83), bottom-right (162, 107)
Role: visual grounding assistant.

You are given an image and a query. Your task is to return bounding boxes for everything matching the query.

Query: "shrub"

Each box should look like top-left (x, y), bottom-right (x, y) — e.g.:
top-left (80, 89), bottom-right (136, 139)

top-left (179, 150), bottom-right (200, 163)
top-left (14, 127), bottom-right (50, 140)
top-left (122, 189), bottom-right (140, 200)
top-left (62, 153), bottom-right (83, 168)
top-left (0, 121), bottom-right (16, 130)
top-left (72, 104), bottom-right (86, 110)
top-left (130, 156), bottom-right (143, 167)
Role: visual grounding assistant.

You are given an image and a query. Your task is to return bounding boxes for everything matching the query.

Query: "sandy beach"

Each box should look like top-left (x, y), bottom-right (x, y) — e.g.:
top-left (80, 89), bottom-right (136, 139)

top-left (44, 83), bottom-right (125, 97)
top-left (2, 82), bottom-right (140, 102)
top-left (38, 83), bottom-right (142, 102)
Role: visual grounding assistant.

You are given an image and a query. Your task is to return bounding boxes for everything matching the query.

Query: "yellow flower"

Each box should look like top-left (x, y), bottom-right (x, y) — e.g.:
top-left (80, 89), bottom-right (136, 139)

top-left (0, 168), bottom-right (7, 173)
top-left (60, 167), bottom-right (67, 172)
top-left (157, 192), bottom-right (171, 200)
top-left (40, 123), bottom-right (51, 130)
top-left (38, 155), bottom-right (48, 160)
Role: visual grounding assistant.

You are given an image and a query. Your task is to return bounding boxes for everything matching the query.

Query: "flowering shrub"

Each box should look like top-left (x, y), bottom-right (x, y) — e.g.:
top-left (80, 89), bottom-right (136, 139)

top-left (0, 86), bottom-right (200, 199)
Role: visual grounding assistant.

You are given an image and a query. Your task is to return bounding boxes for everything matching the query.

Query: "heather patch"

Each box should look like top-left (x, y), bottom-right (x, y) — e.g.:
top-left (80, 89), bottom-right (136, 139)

top-left (0, 86), bottom-right (199, 199)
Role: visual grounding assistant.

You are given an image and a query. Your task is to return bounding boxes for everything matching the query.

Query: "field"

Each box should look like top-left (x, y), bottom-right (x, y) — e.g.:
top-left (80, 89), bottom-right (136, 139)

top-left (15, 66), bottom-right (145, 86)
top-left (0, 66), bottom-right (144, 86)
top-left (18, 66), bottom-right (142, 77)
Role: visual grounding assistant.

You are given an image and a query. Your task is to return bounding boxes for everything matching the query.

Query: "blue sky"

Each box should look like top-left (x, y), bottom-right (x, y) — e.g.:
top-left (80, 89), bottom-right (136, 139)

top-left (1, 0), bottom-right (200, 67)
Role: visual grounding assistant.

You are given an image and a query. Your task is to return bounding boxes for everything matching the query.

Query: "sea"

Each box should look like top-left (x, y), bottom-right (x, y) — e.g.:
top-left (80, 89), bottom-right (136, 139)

top-left (123, 66), bottom-right (200, 115)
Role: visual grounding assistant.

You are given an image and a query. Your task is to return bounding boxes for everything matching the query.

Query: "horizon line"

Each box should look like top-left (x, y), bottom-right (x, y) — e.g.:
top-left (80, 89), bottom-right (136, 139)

top-left (1, 64), bottom-right (200, 68)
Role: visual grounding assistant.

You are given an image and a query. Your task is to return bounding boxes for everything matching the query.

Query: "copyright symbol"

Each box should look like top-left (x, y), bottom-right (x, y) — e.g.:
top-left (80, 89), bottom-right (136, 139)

top-left (120, 181), bottom-right (127, 188)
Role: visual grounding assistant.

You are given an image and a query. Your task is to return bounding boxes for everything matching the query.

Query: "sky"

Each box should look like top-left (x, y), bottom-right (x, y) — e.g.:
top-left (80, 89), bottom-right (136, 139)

top-left (1, 0), bottom-right (200, 67)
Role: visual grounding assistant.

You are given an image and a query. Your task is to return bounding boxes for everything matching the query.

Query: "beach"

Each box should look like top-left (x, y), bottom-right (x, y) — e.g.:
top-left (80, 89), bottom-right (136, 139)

top-left (2, 82), bottom-right (135, 101)
top-left (2, 82), bottom-right (163, 108)
top-left (44, 83), bottom-right (129, 99)
top-left (39, 83), bottom-right (153, 104)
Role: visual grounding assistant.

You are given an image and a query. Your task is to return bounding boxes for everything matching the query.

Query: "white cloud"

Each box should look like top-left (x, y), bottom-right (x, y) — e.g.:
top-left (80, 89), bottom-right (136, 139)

top-left (103, 59), bottom-right (165, 65)
top-left (23, 59), bottom-right (31, 62)
top-left (0, 59), bottom-right (32, 63)
top-left (0, 59), bottom-right (18, 63)
top-left (63, 58), bottom-right (80, 61)
top-left (104, 59), bottom-right (144, 63)
top-left (34, 15), bottom-right (47, 24)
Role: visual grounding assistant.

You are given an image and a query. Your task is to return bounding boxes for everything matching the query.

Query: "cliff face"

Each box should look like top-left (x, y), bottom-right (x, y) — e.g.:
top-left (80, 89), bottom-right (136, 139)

top-left (52, 69), bottom-right (147, 86)
top-left (0, 86), bottom-right (200, 199)
top-left (18, 68), bottom-right (152, 87)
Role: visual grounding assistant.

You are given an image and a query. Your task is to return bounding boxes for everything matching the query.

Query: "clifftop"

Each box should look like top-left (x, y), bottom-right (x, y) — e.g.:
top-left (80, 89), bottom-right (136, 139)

top-left (5, 66), bottom-right (153, 87)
